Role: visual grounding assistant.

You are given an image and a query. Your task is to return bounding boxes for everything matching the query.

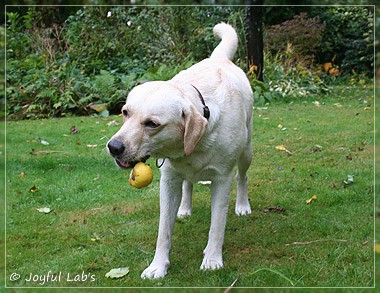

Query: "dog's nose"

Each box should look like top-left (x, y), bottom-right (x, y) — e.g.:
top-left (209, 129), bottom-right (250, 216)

top-left (108, 139), bottom-right (125, 156)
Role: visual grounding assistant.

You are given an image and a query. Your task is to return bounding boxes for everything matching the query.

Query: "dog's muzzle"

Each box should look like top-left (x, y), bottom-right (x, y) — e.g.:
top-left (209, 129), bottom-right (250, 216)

top-left (107, 139), bottom-right (150, 169)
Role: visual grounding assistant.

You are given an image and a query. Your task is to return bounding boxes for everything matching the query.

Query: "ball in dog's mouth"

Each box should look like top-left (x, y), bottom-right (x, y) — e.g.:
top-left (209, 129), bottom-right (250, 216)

top-left (128, 162), bottom-right (153, 189)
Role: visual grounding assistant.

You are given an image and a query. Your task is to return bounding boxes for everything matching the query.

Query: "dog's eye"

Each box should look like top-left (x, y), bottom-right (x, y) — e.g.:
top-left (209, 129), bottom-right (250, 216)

top-left (122, 109), bottom-right (128, 117)
top-left (144, 120), bottom-right (160, 129)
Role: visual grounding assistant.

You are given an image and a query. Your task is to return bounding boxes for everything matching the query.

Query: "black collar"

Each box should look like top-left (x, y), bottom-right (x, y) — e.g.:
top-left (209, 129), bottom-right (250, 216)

top-left (191, 85), bottom-right (210, 120)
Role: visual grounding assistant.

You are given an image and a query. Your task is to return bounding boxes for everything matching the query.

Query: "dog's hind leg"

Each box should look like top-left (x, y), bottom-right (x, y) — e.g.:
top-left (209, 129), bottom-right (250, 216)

top-left (177, 180), bottom-right (193, 218)
top-left (235, 142), bottom-right (252, 216)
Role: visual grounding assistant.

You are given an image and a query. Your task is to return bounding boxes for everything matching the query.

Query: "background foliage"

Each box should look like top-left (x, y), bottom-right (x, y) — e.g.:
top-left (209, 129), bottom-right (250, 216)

top-left (315, 6), bottom-right (374, 74)
top-left (4, 5), bottom-right (375, 119)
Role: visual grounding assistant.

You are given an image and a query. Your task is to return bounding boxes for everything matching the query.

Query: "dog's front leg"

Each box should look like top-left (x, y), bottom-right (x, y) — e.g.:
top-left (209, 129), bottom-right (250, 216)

top-left (141, 175), bottom-right (182, 279)
top-left (201, 172), bottom-right (234, 271)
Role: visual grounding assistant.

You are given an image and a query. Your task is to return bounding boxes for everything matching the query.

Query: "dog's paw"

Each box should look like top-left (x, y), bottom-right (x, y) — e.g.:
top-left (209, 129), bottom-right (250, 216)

top-left (177, 208), bottom-right (191, 218)
top-left (235, 204), bottom-right (252, 216)
top-left (200, 256), bottom-right (223, 271)
top-left (141, 262), bottom-right (169, 279)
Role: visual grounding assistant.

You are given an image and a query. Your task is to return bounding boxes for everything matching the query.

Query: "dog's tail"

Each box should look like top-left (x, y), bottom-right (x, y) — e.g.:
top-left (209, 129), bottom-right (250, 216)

top-left (210, 22), bottom-right (238, 61)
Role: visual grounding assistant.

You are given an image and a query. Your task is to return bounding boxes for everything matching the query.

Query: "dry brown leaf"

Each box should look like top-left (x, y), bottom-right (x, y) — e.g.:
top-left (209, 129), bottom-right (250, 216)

top-left (276, 145), bottom-right (287, 151)
top-left (306, 195), bottom-right (317, 204)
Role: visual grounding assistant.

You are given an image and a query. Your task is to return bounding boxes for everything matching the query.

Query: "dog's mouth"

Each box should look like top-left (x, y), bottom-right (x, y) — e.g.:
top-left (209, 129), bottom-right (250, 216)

top-left (115, 155), bottom-right (150, 169)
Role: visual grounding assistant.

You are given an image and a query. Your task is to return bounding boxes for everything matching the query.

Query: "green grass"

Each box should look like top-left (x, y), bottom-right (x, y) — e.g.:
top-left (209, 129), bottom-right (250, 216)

top-left (5, 85), bottom-right (374, 289)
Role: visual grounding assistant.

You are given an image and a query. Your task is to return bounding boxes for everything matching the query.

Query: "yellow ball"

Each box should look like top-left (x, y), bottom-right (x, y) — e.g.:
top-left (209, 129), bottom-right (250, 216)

top-left (128, 162), bottom-right (153, 189)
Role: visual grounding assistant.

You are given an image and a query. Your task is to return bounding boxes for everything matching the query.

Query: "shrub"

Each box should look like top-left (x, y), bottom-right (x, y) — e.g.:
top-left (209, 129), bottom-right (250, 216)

top-left (250, 52), bottom-right (330, 105)
top-left (6, 6), bottom-right (373, 119)
top-left (264, 12), bottom-right (326, 66)
top-left (63, 6), bottom-right (243, 75)
top-left (316, 6), bottom-right (374, 76)
top-left (6, 6), bottom-right (244, 119)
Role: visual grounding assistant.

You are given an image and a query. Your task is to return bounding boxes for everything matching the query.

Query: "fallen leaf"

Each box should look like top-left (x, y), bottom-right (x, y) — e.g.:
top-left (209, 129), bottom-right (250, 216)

top-left (107, 120), bottom-right (119, 126)
top-left (105, 267), bottom-right (130, 279)
top-left (276, 145), bottom-right (293, 155)
top-left (90, 233), bottom-right (101, 242)
top-left (264, 206), bottom-right (286, 213)
top-left (312, 101), bottom-right (321, 107)
top-left (343, 175), bottom-right (354, 187)
top-left (19, 172), bottom-right (25, 179)
top-left (277, 124), bottom-right (283, 129)
top-left (36, 207), bottom-right (51, 214)
top-left (306, 195), bottom-right (317, 204)
top-left (312, 145), bottom-right (323, 152)
top-left (29, 185), bottom-right (39, 193)
top-left (334, 103), bottom-right (343, 108)
top-left (71, 125), bottom-right (79, 134)
top-left (38, 138), bottom-right (50, 145)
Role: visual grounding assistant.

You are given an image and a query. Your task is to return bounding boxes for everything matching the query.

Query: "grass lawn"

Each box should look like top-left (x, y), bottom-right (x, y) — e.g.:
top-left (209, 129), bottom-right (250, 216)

top-left (4, 85), bottom-right (375, 289)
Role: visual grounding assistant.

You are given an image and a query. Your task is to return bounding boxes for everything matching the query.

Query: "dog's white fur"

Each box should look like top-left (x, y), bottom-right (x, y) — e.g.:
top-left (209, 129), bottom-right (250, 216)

top-left (107, 23), bottom-right (253, 279)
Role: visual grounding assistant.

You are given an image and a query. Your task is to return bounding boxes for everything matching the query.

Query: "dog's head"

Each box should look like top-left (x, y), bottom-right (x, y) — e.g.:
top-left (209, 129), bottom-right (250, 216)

top-left (106, 81), bottom-right (208, 168)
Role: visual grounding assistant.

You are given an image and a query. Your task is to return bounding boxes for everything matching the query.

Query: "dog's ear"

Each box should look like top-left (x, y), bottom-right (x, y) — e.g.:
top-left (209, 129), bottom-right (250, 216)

top-left (183, 105), bottom-right (208, 156)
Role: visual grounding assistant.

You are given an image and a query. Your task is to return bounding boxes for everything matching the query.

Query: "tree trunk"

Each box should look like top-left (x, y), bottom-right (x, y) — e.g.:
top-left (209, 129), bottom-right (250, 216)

top-left (245, 4), bottom-right (264, 82)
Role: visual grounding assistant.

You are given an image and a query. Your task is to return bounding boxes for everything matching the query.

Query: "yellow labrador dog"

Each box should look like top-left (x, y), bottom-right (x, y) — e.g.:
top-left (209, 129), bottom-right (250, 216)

top-left (107, 22), bottom-right (253, 279)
